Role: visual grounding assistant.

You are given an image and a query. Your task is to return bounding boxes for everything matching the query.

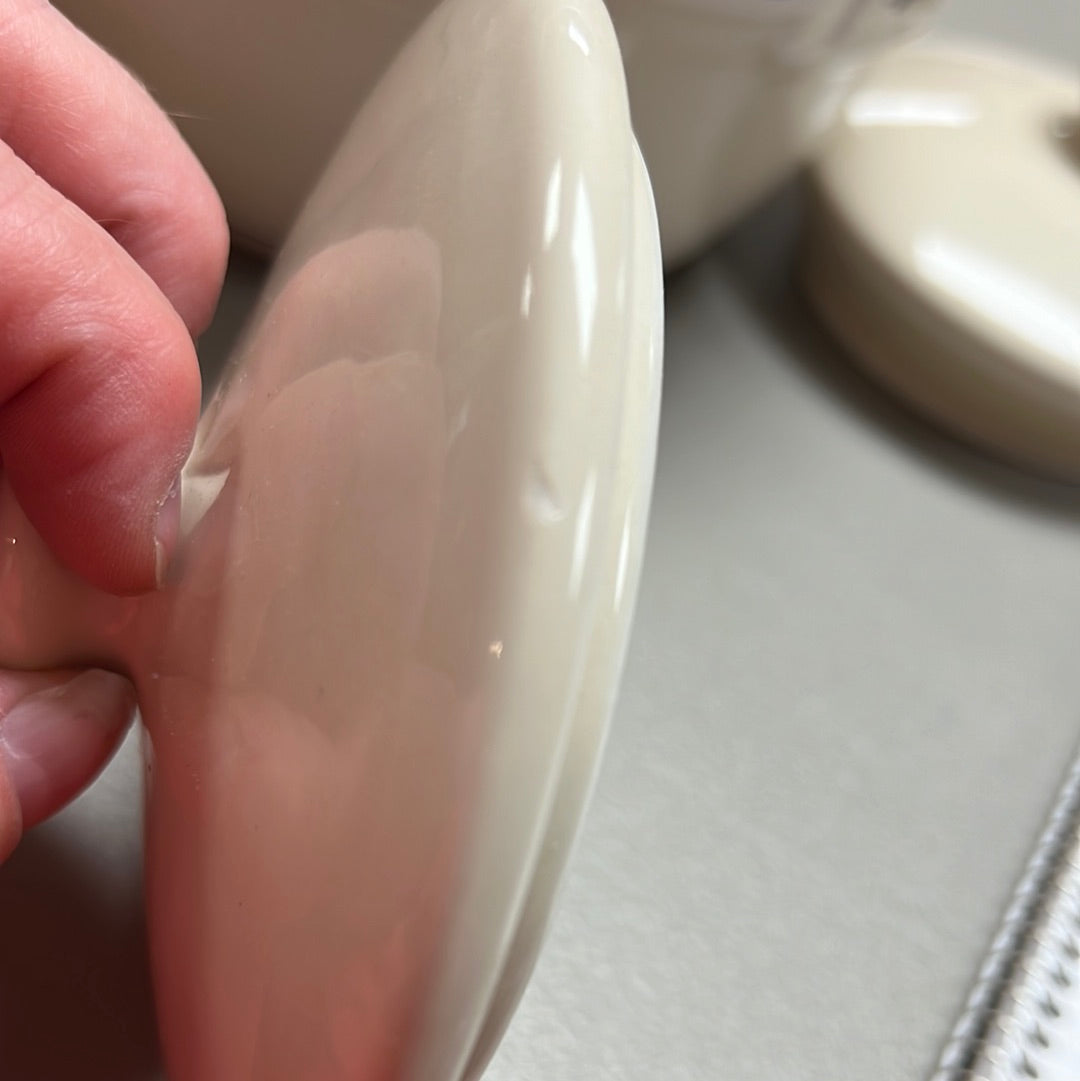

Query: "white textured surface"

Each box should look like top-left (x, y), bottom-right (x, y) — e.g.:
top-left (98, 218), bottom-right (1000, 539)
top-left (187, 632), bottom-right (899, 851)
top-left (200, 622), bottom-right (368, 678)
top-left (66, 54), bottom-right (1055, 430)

top-left (1, 3), bottom-right (1079, 1079)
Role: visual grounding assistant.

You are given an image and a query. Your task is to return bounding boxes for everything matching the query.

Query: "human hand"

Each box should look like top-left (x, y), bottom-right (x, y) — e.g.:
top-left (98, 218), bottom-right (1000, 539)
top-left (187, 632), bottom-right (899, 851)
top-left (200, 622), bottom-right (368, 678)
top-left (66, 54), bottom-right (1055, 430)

top-left (0, 0), bottom-right (228, 861)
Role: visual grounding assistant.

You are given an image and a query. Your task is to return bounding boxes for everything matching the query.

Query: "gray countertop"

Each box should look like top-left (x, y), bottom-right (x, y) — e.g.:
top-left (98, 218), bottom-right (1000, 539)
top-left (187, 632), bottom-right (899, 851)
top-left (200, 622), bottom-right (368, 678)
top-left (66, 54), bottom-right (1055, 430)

top-left (1, 3), bottom-right (1078, 1079)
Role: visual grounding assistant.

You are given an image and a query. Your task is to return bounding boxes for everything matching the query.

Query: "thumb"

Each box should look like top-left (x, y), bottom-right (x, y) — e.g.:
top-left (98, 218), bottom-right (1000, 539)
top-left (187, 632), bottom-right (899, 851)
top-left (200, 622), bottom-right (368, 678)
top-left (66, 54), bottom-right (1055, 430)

top-left (0, 669), bottom-right (135, 862)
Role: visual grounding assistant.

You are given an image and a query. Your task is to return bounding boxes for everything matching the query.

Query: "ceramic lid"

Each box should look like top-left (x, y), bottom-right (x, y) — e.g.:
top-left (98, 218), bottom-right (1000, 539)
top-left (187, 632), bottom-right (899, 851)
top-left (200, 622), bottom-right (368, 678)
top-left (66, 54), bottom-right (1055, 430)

top-left (802, 41), bottom-right (1080, 478)
top-left (170, 1), bottom-right (662, 1076)
top-left (0, 0), bottom-right (663, 1077)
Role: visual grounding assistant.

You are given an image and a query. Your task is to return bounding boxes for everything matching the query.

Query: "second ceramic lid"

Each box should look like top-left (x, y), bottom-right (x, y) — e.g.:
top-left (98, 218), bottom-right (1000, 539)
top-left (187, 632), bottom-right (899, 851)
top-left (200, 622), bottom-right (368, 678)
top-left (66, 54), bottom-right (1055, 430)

top-left (802, 41), bottom-right (1080, 478)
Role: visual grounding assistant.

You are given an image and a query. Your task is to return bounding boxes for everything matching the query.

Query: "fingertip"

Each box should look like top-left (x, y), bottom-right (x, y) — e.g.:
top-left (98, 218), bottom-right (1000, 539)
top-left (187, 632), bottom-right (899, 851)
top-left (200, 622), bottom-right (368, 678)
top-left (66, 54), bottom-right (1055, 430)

top-left (0, 124), bottom-right (207, 596)
top-left (154, 473), bottom-right (182, 590)
top-left (0, 290), bottom-right (202, 596)
top-left (188, 180), bottom-right (231, 337)
top-left (0, 669), bottom-right (135, 833)
top-left (130, 172), bottom-right (230, 337)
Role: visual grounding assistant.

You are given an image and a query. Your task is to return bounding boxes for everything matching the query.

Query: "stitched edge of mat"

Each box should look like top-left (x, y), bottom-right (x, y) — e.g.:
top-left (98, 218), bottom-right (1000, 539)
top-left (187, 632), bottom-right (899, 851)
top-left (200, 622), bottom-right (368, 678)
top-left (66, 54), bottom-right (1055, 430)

top-left (931, 748), bottom-right (1080, 1081)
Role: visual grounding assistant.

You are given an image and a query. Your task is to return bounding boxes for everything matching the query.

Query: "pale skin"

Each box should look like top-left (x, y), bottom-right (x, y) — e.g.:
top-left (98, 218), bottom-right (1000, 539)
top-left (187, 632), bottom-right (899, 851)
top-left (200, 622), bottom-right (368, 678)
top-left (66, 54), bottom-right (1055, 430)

top-left (0, 0), bottom-right (229, 861)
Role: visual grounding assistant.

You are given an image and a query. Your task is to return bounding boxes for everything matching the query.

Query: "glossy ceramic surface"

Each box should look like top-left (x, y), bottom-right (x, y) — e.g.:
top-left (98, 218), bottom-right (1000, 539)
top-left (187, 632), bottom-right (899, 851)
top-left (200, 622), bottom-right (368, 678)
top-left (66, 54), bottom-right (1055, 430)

top-left (607, 0), bottom-right (941, 265)
top-left (803, 41), bottom-right (1080, 478)
top-left (0, 0), bottom-right (663, 1078)
top-left (55, 0), bottom-right (939, 263)
top-left (458, 144), bottom-right (662, 1081)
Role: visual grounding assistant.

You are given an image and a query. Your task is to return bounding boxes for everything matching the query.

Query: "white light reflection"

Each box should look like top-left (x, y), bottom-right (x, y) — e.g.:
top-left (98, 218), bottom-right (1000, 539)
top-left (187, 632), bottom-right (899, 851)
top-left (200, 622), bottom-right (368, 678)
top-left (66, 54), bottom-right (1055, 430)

top-left (915, 234), bottom-right (1080, 366)
top-left (569, 469), bottom-right (597, 600)
top-left (567, 21), bottom-right (591, 57)
top-left (543, 160), bottom-right (563, 249)
top-left (523, 465), bottom-right (566, 526)
top-left (571, 175), bottom-right (598, 365)
top-left (521, 268), bottom-right (534, 318)
top-left (180, 468), bottom-right (230, 538)
top-left (613, 502), bottom-right (633, 613)
top-left (846, 91), bottom-right (980, 129)
top-left (448, 400), bottom-right (471, 447)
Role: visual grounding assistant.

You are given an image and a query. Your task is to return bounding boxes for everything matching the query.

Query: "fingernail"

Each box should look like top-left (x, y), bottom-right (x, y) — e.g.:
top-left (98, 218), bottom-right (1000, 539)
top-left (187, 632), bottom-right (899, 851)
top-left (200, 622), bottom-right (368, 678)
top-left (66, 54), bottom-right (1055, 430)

top-left (0, 671), bottom-right (135, 829)
top-left (154, 473), bottom-right (182, 589)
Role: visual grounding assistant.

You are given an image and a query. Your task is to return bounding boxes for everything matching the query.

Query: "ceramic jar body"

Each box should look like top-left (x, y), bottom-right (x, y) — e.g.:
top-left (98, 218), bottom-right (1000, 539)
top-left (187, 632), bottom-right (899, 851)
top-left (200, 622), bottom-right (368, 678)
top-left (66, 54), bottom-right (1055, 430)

top-left (607, 0), bottom-right (943, 264)
top-left (54, 0), bottom-right (940, 261)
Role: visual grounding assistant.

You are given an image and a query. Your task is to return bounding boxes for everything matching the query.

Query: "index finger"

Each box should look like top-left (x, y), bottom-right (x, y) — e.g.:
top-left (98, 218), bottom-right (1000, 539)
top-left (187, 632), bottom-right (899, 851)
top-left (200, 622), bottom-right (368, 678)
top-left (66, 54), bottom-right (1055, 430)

top-left (0, 0), bottom-right (228, 334)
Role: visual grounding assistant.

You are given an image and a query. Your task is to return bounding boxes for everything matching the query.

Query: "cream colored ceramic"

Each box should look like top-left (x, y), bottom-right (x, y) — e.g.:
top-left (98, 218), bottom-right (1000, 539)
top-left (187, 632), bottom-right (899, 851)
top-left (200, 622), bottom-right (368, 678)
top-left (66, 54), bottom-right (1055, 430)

top-left (457, 144), bottom-right (662, 1081)
top-left (55, 0), bottom-right (939, 264)
top-left (0, 0), bottom-right (663, 1079)
top-left (803, 41), bottom-right (1080, 479)
top-left (606, 0), bottom-right (941, 265)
